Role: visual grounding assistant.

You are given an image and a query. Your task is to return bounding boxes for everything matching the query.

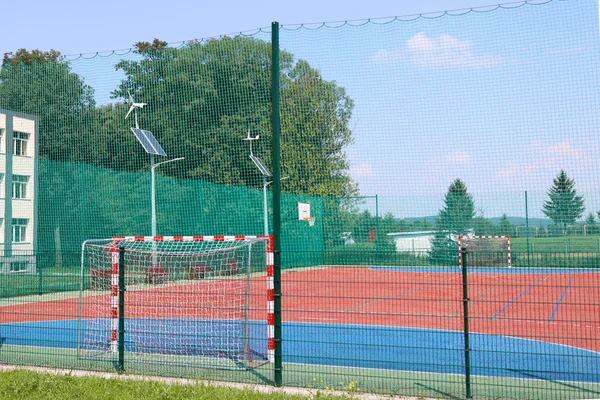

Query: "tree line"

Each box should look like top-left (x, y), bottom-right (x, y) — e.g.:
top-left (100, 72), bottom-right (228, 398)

top-left (0, 39), bottom-right (358, 250)
top-left (0, 39), bottom-right (357, 198)
top-left (429, 170), bottom-right (592, 264)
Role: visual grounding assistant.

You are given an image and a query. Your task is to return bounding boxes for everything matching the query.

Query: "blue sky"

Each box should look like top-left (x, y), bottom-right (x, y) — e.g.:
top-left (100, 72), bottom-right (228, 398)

top-left (2, 0), bottom-right (599, 219)
top-left (1, 0), bottom-right (513, 57)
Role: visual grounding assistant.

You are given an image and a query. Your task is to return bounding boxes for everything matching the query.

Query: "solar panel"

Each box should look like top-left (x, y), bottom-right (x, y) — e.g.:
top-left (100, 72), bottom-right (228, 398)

top-left (250, 154), bottom-right (272, 177)
top-left (130, 128), bottom-right (167, 156)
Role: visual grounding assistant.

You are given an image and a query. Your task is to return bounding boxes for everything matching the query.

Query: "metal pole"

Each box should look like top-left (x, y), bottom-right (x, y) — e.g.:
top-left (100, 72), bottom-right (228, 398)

top-left (525, 191), bottom-right (530, 267)
top-left (150, 157), bottom-right (184, 238)
top-left (375, 194), bottom-right (380, 264)
top-left (271, 21), bottom-right (283, 387)
top-left (263, 177), bottom-right (269, 236)
top-left (461, 249), bottom-right (472, 399)
top-left (151, 154), bottom-right (156, 238)
top-left (118, 245), bottom-right (126, 373)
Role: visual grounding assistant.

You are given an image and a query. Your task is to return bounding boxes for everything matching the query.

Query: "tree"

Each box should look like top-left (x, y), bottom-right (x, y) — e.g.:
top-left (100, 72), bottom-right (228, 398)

top-left (429, 179), bottom-right (475, 265)
top-left (112, 37), bottom-right (357, 198)
top-left (585, 213), bottom-right (598, 235)
top-left (0, 49), bottom-right (97, 257)
top-left (542, 170), bottom-right (585, 234)
top-left (0, 48), bottom-right (96, 161)
top-left (498, 214), bottom-right (515, 237)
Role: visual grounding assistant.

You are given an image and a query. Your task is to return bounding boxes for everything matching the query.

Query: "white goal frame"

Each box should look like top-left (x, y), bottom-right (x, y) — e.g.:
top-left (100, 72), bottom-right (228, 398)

top-left (458, 235), bottom-right (511, 268)
top-left (78, 235), bottom-right (274, 368)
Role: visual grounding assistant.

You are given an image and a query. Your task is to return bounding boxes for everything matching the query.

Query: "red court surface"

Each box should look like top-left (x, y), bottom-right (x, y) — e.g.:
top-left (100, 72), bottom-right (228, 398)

top-left (2, 266), bottom-right (599, 353)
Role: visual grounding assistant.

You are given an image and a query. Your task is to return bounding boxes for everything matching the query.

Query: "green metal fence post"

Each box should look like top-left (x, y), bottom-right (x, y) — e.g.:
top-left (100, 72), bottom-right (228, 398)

top-left (118, 245), bottom-right (126, 373)
top-left (461, 249), bottom-right (472, 399)
top-left (525, 191), bottom-right (530, 267)
top-left (375, 194), bottom-right (380, 264)
top-left (271, 21), bottom-right (283, 388)
top-left (38, 267), bottom-right (43, 296)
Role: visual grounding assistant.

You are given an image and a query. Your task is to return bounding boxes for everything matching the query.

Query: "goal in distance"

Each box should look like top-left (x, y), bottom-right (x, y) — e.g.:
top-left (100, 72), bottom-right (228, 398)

top-left (458, 235), bottom-right (511, 268)
top-left (77, 235), bottom-right (274, 370)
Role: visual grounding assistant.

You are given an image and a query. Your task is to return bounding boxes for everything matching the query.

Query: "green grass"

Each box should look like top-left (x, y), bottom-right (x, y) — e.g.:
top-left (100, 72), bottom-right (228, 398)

top-left (2, 345), bottom-right (600, 399)
top-left (511, 235), bottom-right (600, 252)
top-left (0, 270), bottom-right (81, 298)
top-left (0, 369), bottom-right (347, 400)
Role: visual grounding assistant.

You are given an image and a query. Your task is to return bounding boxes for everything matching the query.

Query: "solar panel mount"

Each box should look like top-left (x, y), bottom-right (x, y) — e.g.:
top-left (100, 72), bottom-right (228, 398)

top-left (130, 127), bottom-right (167, 157)
top-left (250, 154), bottom-right (272, 177)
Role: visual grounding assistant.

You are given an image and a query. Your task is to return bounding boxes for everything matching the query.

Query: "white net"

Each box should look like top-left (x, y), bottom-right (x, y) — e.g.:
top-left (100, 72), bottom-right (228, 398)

top-left (78, 237), bottom-right (269, 370)
top-left (459, 236), bottom-right (511, 269)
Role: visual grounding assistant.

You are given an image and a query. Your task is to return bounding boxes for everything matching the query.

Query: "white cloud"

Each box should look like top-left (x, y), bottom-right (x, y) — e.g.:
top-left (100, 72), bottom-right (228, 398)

top-left (406, 32), bottom-right (501, 69)
top-left (351, 162), bottom-right (374, 178)
top-left (546, 141), bottom-right (584, 159)
top-left (372, 48), bottom-right (404, 64)
top-left (444, 151), bottom-right (472, 165)
top-left (498, 162), bottom-right (539, 178)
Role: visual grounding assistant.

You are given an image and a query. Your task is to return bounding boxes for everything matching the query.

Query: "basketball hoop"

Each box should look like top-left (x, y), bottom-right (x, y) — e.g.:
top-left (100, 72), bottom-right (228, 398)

top-left (304, 217), bottom-right (316, 227)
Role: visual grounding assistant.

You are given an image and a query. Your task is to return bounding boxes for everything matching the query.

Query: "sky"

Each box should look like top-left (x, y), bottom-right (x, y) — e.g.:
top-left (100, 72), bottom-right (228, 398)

top-left (1, 0), bottom-right (514, 57)
top-left (2, 0), bottom-right (599, 219)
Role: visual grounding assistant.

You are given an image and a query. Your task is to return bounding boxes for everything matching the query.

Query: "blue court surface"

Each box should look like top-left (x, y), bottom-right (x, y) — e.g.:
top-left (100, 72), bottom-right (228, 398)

top-left (1, 319), bottom-right (599, 383)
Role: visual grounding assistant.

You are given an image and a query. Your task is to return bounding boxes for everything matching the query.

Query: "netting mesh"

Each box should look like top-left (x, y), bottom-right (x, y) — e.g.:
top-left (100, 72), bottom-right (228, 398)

top-left (459, 236), bottom-right (511, 268)
top-left (79, 238), bottom-right (269, 369)
top-left (0, 0), bottom-right (599, 397)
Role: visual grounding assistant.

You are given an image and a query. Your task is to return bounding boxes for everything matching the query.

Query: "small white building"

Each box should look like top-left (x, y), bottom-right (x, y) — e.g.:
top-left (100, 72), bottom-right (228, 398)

top-left (387, 231), bottom-right (435, 256)
top-left (0, 109), bottom-right (38, 273)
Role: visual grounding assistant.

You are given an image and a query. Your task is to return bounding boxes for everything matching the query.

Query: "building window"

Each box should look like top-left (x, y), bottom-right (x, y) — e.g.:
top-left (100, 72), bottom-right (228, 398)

top-left (12, 218), bottom-right (28, 243)
top-left (10, 261), bottom-right (28, 273)
top-left (13, 175), bottom-right (29, 199)
top-left (13, 131), bottom-right (29, 156)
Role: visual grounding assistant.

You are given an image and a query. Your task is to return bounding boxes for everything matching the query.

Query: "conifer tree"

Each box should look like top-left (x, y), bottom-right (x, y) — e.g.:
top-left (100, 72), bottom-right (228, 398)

top-left (429, 179), bottom-right (475, 265)
top-left (542, 170), bottom-right (585, 234)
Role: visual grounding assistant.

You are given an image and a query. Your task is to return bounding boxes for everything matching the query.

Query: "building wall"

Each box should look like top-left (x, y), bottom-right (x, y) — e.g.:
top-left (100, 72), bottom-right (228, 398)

top-left (0, 110), bottom-right (37, 273)
top-left (393, 235), bottom-right (434, 256)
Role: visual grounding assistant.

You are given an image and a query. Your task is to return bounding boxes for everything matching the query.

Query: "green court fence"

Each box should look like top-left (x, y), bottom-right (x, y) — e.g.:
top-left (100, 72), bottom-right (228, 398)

top-left (1, 0), bottom-right (600, 398)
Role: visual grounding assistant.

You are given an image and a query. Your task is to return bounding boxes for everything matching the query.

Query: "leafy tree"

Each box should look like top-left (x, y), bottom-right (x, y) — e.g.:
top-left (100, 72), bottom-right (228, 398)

top-left (542, 170), bottom-right (585, 234)
top-left (429, 179), bottom-right (475, 265)
top-left (0, 48), bottom-right (96, 161)
top-left (0, 49), bottom-right (96, 257)
top-left (112, 37), bottom-right (356, 197)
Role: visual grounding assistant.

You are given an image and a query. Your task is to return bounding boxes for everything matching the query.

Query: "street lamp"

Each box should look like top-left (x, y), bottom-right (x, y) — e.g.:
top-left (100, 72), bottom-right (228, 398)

top-left (243, 132), bottom-right (279, 236)
top-left (125, 92), bottom-right (183, 237)
top-left (150, 157), bottom-right (185, 237)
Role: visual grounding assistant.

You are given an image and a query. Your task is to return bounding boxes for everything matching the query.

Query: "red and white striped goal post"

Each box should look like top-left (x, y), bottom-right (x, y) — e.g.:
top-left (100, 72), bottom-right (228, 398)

top-left (458, 235), bottom-right (511, 268)
top-left (109, 235), bottom-right (275, 363)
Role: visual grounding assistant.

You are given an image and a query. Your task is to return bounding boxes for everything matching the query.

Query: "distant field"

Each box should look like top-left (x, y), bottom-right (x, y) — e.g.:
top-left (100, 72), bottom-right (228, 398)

top-left (512, 235), bottom-right (600, 252)
top-left (0, 267), bottom-right (81, 298)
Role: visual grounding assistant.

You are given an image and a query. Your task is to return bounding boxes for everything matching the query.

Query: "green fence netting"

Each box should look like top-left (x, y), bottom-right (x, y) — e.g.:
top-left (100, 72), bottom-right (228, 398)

top-left (1, 0), bottom-right (600, 398)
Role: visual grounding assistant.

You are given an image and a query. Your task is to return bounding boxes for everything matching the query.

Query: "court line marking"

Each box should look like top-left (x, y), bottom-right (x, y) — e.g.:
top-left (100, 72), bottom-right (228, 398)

top-left (490, 275), bottom-right (546, 320)
top-left (548, 275), bottom-right (574, 322)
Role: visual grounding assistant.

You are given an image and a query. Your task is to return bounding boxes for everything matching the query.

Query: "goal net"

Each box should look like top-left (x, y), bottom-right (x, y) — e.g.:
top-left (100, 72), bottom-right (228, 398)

top-left (458, 235), bottom-right (511, 268)
top-left (78, 236), bottom-right (273, 370)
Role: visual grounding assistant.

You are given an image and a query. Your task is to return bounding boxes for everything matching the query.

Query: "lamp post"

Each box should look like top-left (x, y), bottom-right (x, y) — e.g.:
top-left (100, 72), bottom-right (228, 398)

top-left (150, 157), bottom-right (185, 237)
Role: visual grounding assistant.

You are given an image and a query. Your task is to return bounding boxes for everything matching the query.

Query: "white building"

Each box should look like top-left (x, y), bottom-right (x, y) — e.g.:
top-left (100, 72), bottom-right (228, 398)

top-left (0, 109), bottom-right (37, 273)
top-left (387, 231), bottom-right (435, 256)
